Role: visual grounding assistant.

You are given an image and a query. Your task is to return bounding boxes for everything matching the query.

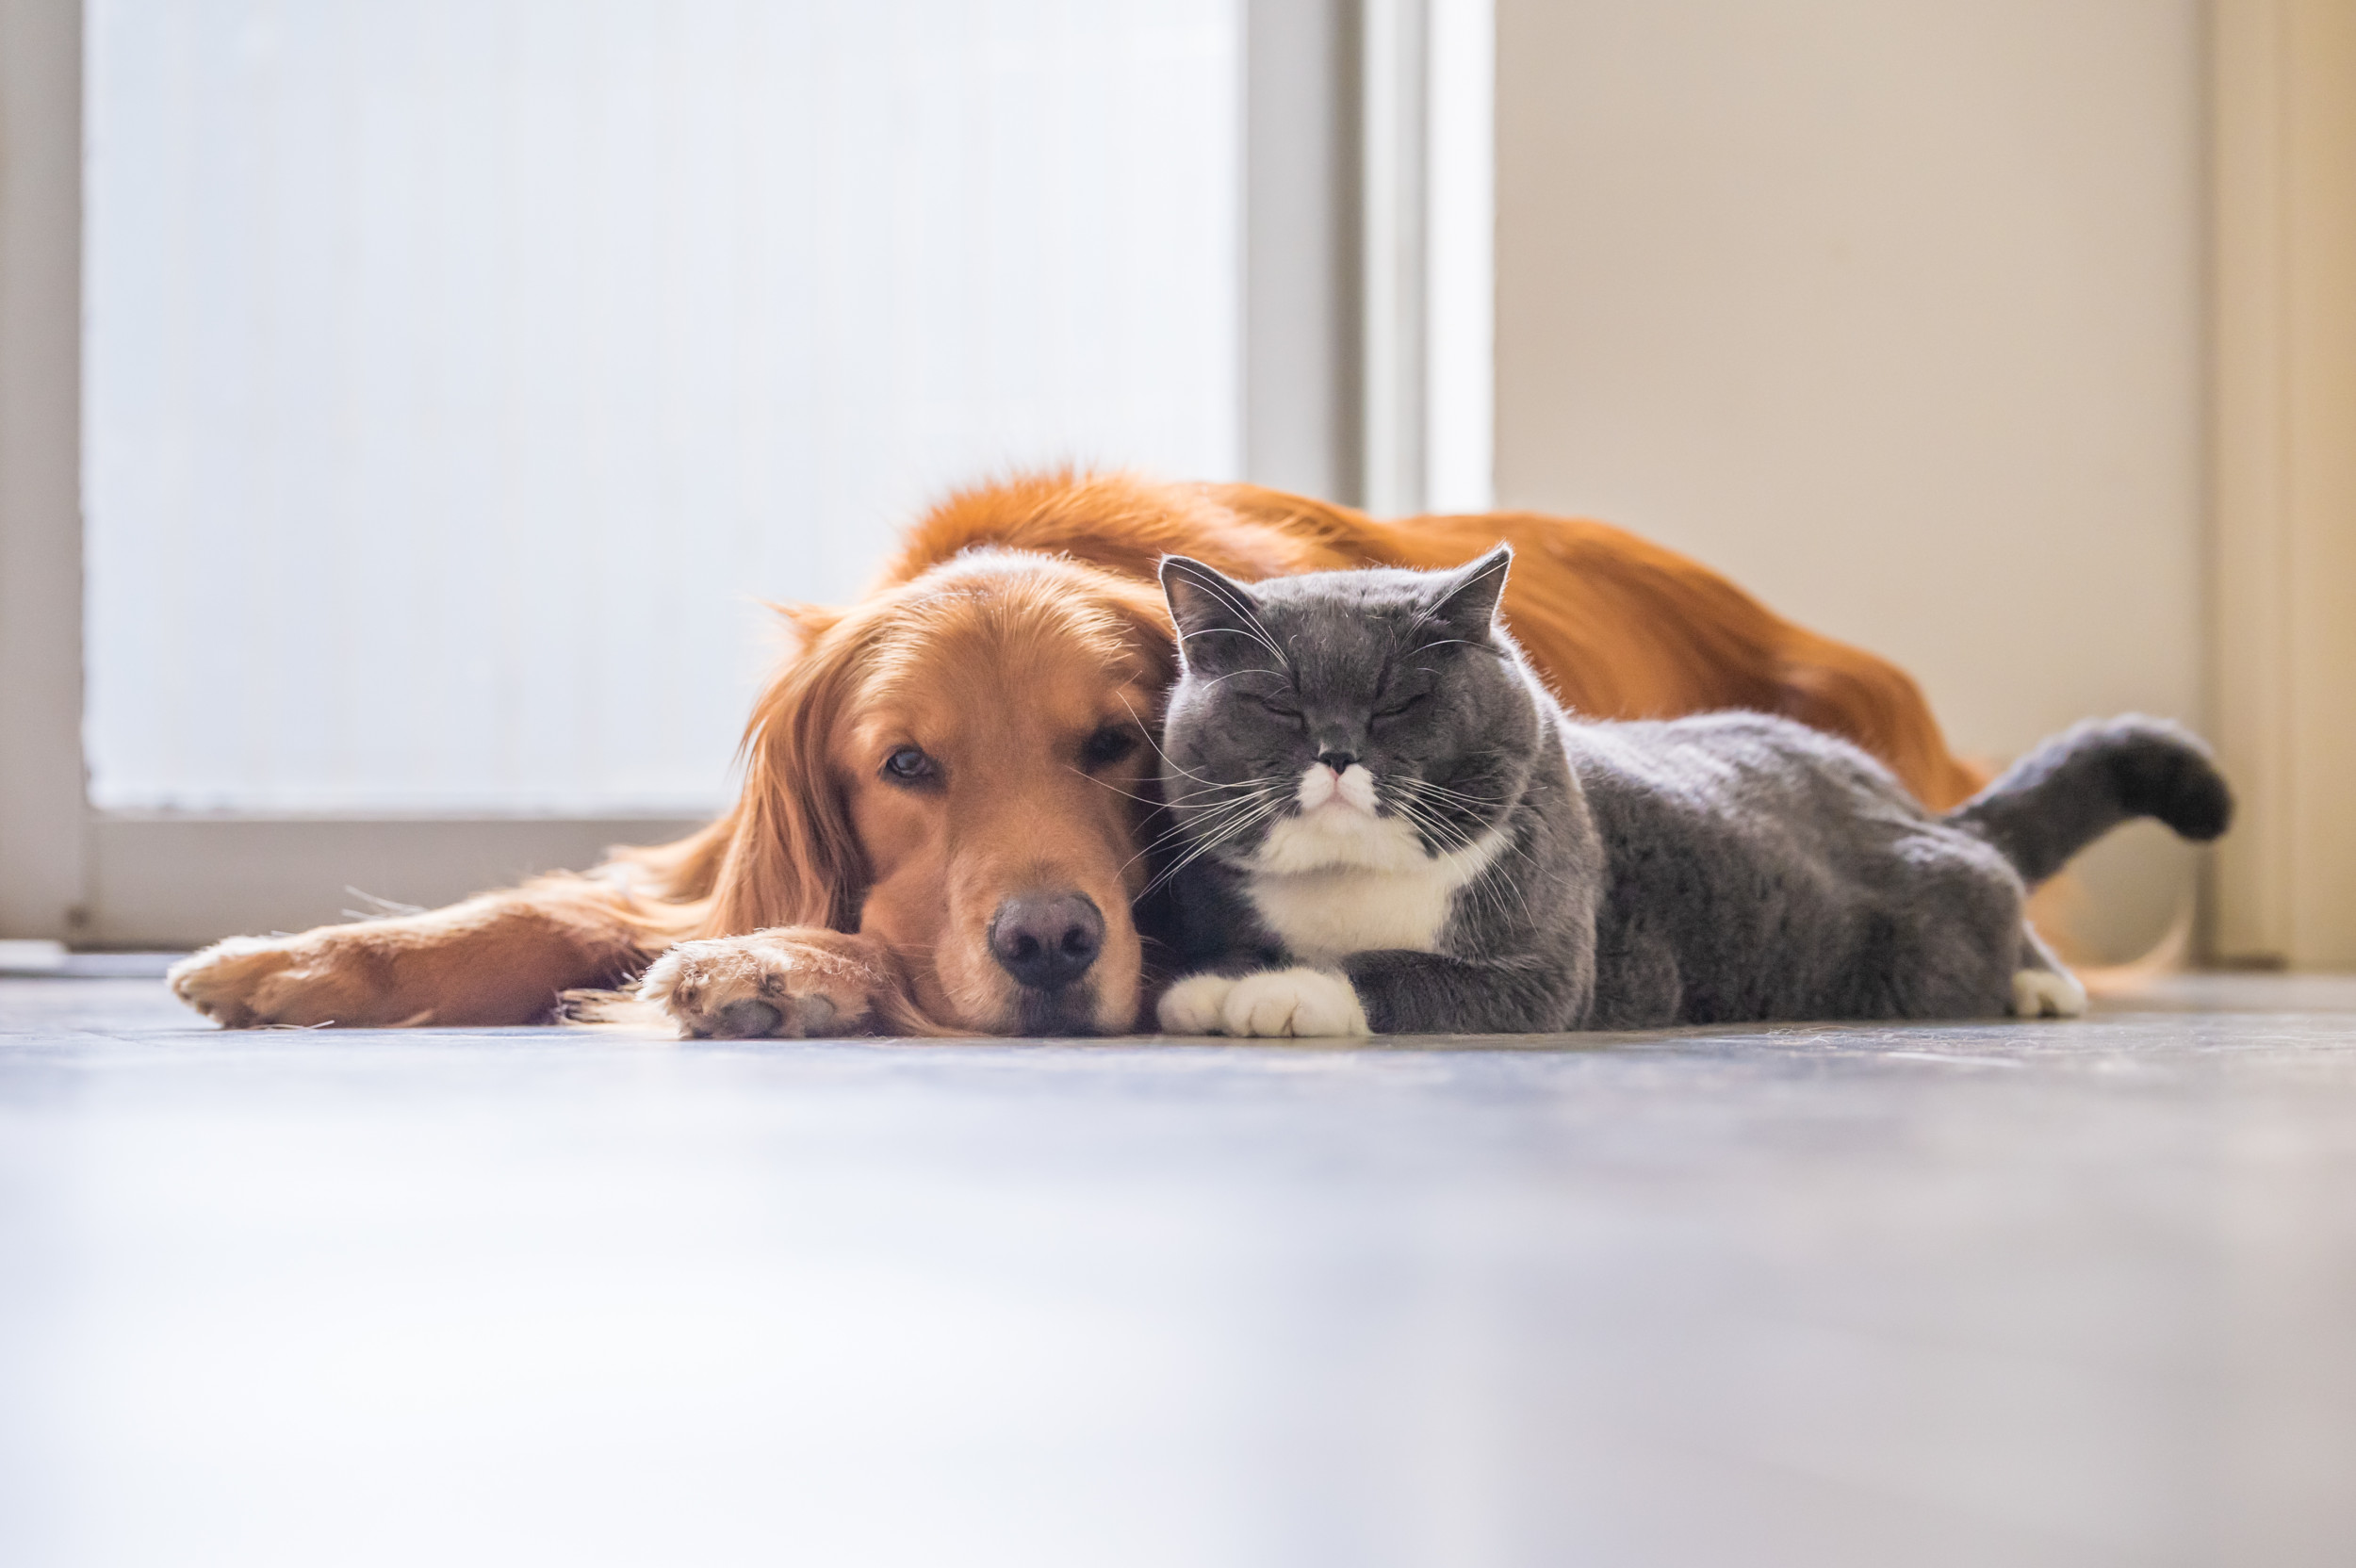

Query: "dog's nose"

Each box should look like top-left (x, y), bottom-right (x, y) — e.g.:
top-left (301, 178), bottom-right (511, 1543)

top-left (1317, 749), bottom-right (1358, 772)
top-left (988, 891), bottom-right (1104, 992)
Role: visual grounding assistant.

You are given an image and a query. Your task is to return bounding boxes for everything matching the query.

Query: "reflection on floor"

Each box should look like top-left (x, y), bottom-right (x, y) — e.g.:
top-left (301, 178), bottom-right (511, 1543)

top-left (6, 973), bottom-right (2355, 1568)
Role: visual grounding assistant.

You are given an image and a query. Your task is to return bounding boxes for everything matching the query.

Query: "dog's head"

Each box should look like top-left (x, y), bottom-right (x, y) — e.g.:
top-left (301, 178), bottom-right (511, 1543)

top-left (707, 551), bottom-right (1177, 1034)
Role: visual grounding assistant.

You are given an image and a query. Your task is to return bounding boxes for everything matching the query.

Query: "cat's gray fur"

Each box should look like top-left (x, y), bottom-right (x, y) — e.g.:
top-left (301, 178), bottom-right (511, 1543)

top-left (1152, 548), bottom-right (2233, 1036)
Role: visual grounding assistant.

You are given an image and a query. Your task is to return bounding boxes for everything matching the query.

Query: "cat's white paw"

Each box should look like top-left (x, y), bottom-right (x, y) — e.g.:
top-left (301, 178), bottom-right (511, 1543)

top-left (1220, 967), bottom-right (1370, 1038)
top-left (1156, 972), bottom-right (1236, 1035)
top-left (2009, 967), bottom-right (2087, 1020)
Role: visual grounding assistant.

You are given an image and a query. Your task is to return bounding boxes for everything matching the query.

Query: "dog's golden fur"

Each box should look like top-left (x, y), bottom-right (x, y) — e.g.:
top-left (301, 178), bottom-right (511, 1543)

top-left (171, 472), bottom-right (1983, 1036)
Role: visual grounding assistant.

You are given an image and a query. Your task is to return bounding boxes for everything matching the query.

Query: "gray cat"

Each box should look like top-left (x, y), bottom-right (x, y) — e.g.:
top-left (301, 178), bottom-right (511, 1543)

top-left (1149, 548), bottom-right (2232, 1037)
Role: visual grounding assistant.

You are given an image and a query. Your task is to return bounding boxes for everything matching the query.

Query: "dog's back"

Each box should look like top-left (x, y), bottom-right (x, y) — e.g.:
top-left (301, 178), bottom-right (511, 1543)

top-left (883, 471), bottom-right (1983, 812)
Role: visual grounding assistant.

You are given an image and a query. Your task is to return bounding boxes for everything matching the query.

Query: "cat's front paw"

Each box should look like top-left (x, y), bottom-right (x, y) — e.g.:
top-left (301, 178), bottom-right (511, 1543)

top-left (1156, 972), bottom-right (1235, 1035)
top-left (1221, 967), bottom-right (1370, 1038)
top-left (2009, 967), bottom-right (2087, 1019)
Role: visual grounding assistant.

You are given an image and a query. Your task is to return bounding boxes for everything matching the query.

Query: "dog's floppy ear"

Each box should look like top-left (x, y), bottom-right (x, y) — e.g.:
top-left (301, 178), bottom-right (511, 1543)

top-left (1158, 554), bottom-right (1265, 670)
top-left (703, 627), bottom-right (870, 936)
top-left (763, 600), bottom-right (844, 660)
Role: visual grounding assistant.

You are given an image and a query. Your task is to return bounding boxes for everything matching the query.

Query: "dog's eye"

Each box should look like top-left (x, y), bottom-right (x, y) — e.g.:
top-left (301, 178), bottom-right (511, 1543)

top-left (881, 745), bottom-right (934, 785)
top-left (1081, 727), bottom-right (1138, 770)
top-left (1374, 694), bottom-right (1428, 720)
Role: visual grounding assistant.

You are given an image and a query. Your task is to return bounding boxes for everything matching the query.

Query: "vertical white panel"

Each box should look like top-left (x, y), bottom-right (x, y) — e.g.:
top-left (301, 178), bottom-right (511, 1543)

top-left (1241, 0), bottom-right (1357, 504)
top-left (1359, 0), bottom-right (1425, 517)
top-left (1424, 0), bottom-right (1492, 514)
top-left (86, 0), bottom-right (1241, 813)
top-left (1360, 0), bottom-right (1492, 517)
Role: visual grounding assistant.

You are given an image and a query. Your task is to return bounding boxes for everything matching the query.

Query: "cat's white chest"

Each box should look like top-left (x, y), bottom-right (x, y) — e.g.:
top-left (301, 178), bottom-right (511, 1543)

top-left (1243, 775), bottom-right (1506, 966)
top-left (1246, 860), bottom-right (1482, 965)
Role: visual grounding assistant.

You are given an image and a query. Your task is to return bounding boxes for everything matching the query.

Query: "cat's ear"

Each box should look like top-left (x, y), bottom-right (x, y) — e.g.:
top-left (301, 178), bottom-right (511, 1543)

top-left (1430, 545), bottom-right (1513, 639)
top-left (1159, 555), bottom-right (1263, 667)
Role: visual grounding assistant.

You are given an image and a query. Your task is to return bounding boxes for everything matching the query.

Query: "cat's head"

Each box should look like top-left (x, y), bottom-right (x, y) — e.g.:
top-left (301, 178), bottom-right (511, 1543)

top-left (1154, 547), bottom-right (1546, 875)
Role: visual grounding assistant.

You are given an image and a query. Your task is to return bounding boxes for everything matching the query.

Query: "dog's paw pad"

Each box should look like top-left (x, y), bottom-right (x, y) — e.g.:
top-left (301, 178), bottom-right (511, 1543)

top-left (1156, 973), bottom-right (1235, 1035)
top-left (2009, 967), bottom-right (2087, 1019)
top-left (1220, 968), bottom-right (1369, 1038)
top-left (713, 999), bottom-right (785, 1038)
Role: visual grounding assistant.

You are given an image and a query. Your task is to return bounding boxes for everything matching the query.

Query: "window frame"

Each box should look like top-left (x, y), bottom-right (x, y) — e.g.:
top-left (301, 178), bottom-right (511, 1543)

top-left (0, 0), bottom-right (1473, 947)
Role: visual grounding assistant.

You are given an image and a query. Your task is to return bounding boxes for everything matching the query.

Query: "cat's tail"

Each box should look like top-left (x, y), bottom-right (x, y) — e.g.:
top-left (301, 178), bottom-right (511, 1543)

top-left (1944, 716), bottom-right (2233, 888)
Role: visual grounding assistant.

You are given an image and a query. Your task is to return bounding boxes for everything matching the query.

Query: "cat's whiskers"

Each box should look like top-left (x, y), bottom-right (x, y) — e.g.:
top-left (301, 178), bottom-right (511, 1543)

top-left (1387, 789), bottom-right (1536, 927)
top-left (1067, 762), bottom-right (1290, 811)
top-left (1165, 774), bottom-right (1294, 804)
top-left (1129, 790), bottom-right (1266, 854)
top-left (1396, 775), bottom-right (1503, 808)
top-left (1395, 776), bottom-right (1510, 820)
top-left (1457, 824), bottom-right (1542, 926)
top-left (1375, 785), bottom-right (1466, 860)
top-left (1105, 774), bottom-right (1289, 811)
top-left (1118, 784), bottom-right (1287, 880)
top-left (1388, 777), bottom-right (1497, 853)
top-left (1139, 793), bottom-right (1287, 900)
top-left (1068, 770), bottom-right (1170, 808)
top-left (1398, 794), bottom-right (1516, 923)
top-left (1385, 791), bottom-right (1481, 860)
top-left (1113, 692), bottom-right (1236, 793)
top-left (1393, 775), bottom-right (1538, 922)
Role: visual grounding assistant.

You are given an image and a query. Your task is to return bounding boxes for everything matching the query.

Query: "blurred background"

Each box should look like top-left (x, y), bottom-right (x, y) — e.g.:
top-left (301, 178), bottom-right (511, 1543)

top-left (2, 0), bottom-right (2349, 967)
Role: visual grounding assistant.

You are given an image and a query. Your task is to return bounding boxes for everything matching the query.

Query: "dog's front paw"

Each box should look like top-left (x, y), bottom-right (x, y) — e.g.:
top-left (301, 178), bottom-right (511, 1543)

top-left (636, 929), bottom-right (883, 1038)
top-left (170, 936), bottom-right (304, 1028)
top-left (2009, 967), bottom-right (2088, 1020)
top-left (1156, 972), bottom-right (1236, 1035)
top-left (168, 932), bottom-right (402, 1028)
top-left (1219, 967), bottom-right (1369, 1038)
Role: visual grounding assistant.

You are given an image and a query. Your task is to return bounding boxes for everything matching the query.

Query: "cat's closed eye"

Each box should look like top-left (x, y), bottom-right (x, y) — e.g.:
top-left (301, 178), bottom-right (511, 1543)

top-left (1250, 693), bottom-right (1302, 720)
top-left (1373, 694), bottom-right (1428, 720)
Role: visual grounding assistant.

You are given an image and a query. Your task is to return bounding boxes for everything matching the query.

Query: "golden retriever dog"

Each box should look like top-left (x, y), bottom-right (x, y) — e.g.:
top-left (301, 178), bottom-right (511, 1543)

top-left (170, 472), bottom-right (1982, 1037)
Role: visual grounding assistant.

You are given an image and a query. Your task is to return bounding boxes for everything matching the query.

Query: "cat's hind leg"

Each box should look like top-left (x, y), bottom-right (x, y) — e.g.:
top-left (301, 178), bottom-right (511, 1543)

top-left (2009, 925), bottom-right (2087, 1019)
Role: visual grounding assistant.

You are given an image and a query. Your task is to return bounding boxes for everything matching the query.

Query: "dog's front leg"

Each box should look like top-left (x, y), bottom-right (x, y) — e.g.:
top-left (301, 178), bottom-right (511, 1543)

top-left (169, 877), bottom-right (653, 1028)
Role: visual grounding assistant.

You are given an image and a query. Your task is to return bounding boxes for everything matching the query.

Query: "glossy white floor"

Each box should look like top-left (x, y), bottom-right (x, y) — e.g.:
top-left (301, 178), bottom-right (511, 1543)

top-left (5, 972), bottom-right (2354, 1568)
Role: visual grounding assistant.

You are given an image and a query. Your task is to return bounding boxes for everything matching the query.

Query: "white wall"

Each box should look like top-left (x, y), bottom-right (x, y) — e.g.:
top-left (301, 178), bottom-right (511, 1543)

top-left (1494, 0), bottom-right (2207, 960)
